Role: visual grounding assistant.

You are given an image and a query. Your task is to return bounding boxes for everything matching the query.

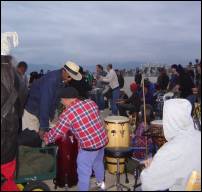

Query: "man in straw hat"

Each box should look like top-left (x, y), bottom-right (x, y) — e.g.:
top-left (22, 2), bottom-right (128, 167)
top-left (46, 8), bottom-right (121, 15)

top-left (22, 61), bottom-right (82, 138)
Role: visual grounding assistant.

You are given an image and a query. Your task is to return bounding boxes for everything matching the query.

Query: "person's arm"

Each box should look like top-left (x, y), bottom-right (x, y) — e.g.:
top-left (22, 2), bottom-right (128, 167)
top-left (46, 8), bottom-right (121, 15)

top-left (126, 94), bottom-right (134, 104)
top-left (39, 80), bottom-right (55, 131)
top-left (43, 111), bottom-right (71, 144)
top-left (101, 71), bottom-right (113, 83)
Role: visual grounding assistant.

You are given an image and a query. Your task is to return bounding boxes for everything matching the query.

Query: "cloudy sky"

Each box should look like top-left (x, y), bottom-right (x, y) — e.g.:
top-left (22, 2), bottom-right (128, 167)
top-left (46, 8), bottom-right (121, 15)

top-left (1, 1), bottom-right (201, 68)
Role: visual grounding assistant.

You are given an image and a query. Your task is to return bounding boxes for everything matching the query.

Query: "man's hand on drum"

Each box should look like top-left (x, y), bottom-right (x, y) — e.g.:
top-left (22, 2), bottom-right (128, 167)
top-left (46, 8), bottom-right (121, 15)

top-left (40, 132), bottom-right (49, 145)
top-left (38, 129), bottom-right (49, 145)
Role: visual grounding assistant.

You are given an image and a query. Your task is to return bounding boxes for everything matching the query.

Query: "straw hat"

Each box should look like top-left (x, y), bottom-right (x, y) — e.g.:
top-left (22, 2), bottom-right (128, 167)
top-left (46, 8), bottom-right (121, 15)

top-left (63, 61), bottom-right (82, 81)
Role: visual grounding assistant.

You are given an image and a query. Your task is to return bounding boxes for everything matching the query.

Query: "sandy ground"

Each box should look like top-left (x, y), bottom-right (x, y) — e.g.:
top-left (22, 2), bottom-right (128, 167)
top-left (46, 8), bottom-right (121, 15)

top-left (44, 171), bottom-right (137, 191)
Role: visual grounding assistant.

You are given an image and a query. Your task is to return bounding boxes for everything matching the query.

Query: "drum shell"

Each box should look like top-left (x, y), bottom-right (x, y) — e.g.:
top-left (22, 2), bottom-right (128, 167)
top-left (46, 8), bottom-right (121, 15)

top-left (105, 120), bottom-right (130, 148)
top-left (54, 130), bottom-right (78, 188)
top-left (105, 157), bottom-right (125, 174)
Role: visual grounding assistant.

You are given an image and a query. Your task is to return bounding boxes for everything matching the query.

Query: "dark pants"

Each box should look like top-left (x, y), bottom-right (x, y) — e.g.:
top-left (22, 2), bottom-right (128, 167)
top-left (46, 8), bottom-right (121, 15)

top-left (111, 88), bottom-right (120, 115)
top-left (18, 118), bottom-right (22, 134)
top-left (118, 103), bottom-right (136, 116)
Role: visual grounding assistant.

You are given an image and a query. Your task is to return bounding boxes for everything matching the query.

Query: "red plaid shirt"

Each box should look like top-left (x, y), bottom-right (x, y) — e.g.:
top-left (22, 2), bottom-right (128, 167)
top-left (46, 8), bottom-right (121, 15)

top-left (44, 99), bottom-right (108, 149)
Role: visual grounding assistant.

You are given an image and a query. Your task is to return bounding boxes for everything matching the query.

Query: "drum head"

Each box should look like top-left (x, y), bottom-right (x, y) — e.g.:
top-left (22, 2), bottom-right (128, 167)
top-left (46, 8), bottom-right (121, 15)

top-left (151, 120), bottom-right (163, 125)
top-left (104, 116), bottom-right (129, 123)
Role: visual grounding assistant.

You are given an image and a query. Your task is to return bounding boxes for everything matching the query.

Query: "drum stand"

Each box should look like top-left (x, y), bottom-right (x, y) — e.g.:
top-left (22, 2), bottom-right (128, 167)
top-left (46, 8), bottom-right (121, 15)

top-left (107, 158), bottom-right (131, 191)
top-left (124, 160), bottom-right (129, 184)
top-left (133, 163), bottom-right (144, 191)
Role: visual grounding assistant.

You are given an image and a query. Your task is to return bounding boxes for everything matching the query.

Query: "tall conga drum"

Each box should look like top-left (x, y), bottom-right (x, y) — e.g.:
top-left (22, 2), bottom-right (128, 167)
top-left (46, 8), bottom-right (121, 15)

top-left (104, 116), bottom-right (130, 174)
top-left (53, 130), bottom-right (78, 188)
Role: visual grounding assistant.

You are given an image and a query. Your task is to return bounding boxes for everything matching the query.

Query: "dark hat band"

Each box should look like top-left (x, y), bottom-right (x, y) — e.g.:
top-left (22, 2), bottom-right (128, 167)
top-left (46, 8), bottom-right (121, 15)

top-left (64, 65), bottom-right (78, 75)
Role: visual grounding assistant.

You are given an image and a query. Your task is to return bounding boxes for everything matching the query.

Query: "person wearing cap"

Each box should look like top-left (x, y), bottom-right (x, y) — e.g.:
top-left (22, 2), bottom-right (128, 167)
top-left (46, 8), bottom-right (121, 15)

top-left (156, 68), bottom-right (169, 91)
top-left (22, 61), bottom-right (82, 138)
top-left (42, 87), bottom-right (108, 191)
top-left (117, 82), bottom-right (141, 117)
top-left (140, 99), bottom-right (201, 191)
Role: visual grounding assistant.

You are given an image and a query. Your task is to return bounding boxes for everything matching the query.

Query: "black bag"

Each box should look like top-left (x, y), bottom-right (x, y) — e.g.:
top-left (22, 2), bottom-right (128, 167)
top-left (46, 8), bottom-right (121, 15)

top-left (18, 129), bottom-right (42, 148)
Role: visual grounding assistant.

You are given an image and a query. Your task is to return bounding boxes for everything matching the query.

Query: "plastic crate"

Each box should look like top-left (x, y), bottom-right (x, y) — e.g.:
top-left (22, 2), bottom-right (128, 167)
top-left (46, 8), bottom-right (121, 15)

top-left (15, 146), bottom-right (57, 184)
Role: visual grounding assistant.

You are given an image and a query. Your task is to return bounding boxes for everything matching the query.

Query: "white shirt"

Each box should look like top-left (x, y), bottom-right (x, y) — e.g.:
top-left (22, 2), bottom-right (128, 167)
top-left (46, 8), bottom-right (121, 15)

top-left (140, 99), bottom-right (201, 191)
top-left (101, 69), bottom-right (119, 89)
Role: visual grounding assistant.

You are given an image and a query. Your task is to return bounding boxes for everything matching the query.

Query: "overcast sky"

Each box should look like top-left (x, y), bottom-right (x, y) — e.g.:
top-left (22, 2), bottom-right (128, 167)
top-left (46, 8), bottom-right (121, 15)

top-left (1, 1), bottom-right (201, 68)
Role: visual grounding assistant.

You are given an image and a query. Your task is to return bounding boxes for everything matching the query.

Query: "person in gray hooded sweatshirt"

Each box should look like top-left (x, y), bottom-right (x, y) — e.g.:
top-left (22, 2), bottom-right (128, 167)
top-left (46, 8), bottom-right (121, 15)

top-left (140, 99), bottom-right (201, 191)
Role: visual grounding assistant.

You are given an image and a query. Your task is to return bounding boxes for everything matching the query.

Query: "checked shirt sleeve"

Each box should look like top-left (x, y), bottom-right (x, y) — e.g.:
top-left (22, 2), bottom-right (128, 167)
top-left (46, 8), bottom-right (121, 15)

top-left (44, 110), bottom-right (71, 144)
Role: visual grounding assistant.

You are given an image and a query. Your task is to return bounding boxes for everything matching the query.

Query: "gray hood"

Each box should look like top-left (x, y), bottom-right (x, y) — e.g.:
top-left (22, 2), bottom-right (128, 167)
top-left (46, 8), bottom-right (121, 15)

top-left (163, 99), bottom-right (195, 141)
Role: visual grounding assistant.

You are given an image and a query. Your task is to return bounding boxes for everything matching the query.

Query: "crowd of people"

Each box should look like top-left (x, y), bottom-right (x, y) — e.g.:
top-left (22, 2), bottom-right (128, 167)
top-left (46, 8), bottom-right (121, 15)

top-left (1, 32), bottom-right (201, 191)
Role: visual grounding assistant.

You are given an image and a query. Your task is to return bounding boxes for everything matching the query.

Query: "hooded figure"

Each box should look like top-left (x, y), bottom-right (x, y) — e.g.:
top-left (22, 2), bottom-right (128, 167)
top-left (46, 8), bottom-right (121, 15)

top-left (140, 99), bottom-right (201, 191)
top-left (1, 32), bottom-right (27, 191)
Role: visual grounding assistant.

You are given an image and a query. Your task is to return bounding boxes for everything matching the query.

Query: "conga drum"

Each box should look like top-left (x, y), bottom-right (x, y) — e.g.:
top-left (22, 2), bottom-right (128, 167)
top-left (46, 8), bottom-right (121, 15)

top-left (54, 130), bottom-right (78, 188)
top-left (150, 120), bottom-right (167, 148)
top-left (104, 116), bottom-right (130, 174)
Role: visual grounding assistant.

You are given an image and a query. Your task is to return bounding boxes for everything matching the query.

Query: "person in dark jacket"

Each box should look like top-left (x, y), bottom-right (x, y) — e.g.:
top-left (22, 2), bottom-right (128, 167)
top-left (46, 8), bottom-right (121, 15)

top-left (118, 82), bottom-right (141, 116)
top-left (22, 61), bottom-right (82, 138)
top-left (177, 65), bottom-right (194, 98)
top-left (157, 68), bottom-right (169, 91)
top-left (187, 62), bottom-right (195, 82)
top-left (168, 64), bottom-right (179, 92)
top-left (135, 70), bottom-right (142, 86)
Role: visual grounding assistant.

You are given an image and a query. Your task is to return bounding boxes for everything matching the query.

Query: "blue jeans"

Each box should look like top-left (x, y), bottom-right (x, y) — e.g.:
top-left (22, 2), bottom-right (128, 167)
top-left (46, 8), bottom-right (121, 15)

top-left (110, 87), bottom-right (120, 115)
top-left (97, 93), bottom-right (105, 110)
top-left (77, 148), bottom-right (105, 191)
